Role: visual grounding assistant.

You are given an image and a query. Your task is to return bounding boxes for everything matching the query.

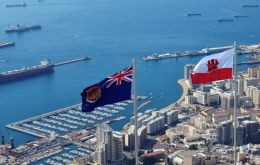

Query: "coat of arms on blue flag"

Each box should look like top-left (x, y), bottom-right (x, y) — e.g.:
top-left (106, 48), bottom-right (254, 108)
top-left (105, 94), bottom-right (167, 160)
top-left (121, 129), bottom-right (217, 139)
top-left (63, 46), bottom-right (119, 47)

top-left (81, 65), bottom-right (132, 112)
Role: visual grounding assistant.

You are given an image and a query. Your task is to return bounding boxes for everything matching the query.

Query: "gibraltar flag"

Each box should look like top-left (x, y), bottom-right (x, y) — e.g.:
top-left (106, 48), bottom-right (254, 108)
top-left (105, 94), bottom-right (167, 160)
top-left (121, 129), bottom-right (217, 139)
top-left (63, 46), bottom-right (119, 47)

top-left (190, 48), bottom-right (234, 84)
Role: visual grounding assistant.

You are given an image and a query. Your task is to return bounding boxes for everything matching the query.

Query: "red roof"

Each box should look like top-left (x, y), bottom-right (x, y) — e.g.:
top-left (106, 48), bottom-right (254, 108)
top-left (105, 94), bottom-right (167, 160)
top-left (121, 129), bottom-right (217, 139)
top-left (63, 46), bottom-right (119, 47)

top-left (144, 151), bottom-right (164, 158)
top-left (67, 132), bottom-right (79, 137)
top-left (75, 134), bottom-right (88, 140)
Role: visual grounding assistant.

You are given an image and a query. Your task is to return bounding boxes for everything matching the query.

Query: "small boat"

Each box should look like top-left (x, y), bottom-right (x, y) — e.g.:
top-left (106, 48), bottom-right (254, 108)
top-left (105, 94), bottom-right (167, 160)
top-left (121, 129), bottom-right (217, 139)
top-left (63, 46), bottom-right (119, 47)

top-left (0, 41), bottom-right (15, 48)
top-left (242, 4), bottom-right (258, 8)
top-left (217, 18), bottom-right (234, 22)
top-left (187, 13), bottom-right (202, 16)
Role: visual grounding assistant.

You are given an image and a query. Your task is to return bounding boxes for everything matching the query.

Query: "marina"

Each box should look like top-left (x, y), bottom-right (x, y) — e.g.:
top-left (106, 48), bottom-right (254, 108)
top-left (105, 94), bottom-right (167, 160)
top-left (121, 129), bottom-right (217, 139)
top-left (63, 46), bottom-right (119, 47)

top-left (6, 96), bottom-right (147, 138)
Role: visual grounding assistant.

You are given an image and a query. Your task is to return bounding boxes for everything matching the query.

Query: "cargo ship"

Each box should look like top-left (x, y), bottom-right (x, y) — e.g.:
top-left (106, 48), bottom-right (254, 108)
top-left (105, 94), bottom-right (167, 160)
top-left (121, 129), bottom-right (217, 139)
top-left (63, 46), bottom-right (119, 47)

top-left (242, 4), bottom-right (258, 8)
top-left (6, 2), bottom-right (27, 8)
top-left (187, 13), bottom-right (202, 16)
top-left (0, 41), bottom-right (15, 48)
top-left (0, 59), bottom-right (54, 83)
top-left (5, 24), bottom-right (41, 33)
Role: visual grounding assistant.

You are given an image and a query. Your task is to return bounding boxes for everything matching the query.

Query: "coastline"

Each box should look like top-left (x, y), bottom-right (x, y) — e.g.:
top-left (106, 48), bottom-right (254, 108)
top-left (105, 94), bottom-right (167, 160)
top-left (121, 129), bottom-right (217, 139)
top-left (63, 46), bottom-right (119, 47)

top-left (158, 79), bottom-right (190, 112)
top-left (123, 79), bottom-right (189, 130)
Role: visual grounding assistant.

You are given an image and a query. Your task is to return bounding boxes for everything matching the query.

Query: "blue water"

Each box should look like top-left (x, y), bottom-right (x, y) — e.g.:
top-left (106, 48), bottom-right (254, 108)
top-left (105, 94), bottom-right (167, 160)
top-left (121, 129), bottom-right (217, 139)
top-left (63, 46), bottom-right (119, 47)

top-left (0, 0), bottom-right (259, 146)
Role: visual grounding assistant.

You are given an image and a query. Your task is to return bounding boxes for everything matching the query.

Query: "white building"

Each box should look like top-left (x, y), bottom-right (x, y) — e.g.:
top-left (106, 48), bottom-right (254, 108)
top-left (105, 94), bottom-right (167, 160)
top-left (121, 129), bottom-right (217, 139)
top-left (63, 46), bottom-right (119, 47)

top-left (184, 95), bottom-right (197, 105)
top-left (220, 92), bottom-right (240, 109)
top-left (147, 116), bottom-right (165, 134)
top-left (124, 125), bottom-right (147, 150)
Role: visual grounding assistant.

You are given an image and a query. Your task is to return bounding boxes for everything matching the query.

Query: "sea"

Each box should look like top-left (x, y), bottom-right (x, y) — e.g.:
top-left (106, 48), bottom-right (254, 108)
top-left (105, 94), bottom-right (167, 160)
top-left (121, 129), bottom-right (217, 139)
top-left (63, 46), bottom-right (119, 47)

top-left (0, 0), bottom-right (259, 146)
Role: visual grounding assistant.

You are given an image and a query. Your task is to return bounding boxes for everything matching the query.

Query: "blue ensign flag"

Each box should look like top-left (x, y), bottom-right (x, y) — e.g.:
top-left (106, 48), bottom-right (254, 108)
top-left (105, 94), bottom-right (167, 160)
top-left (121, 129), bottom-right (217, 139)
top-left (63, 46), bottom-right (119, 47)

top-left (81, 66), bottom-right (132, 112)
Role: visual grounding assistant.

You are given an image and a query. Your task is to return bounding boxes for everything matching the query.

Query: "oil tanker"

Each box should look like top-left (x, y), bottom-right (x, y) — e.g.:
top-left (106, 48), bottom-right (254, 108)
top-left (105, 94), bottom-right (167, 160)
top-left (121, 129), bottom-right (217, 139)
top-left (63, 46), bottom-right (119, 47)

top-left (0, 59), bottom-right (54, 83)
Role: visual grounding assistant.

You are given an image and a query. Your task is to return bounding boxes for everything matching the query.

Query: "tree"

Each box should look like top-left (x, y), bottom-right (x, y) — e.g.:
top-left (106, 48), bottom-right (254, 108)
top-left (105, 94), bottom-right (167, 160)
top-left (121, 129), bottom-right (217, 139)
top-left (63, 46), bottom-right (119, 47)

top-left (189, 144), bottom-right (198, 150)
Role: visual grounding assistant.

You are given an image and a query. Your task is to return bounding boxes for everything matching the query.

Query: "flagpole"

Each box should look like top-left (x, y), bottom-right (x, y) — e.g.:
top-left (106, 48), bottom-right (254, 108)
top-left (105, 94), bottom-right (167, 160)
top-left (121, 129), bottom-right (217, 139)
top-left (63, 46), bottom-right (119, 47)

top-left (132, 58), bottom-right (138, 165)
top-left (233, 41), bottom-right (237, 165)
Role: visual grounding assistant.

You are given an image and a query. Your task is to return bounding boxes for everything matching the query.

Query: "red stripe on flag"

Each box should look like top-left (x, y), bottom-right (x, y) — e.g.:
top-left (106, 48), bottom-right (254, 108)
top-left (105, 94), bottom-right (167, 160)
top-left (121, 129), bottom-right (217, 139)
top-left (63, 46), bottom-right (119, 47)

top-left (190, 68), bottom-right (232, 84)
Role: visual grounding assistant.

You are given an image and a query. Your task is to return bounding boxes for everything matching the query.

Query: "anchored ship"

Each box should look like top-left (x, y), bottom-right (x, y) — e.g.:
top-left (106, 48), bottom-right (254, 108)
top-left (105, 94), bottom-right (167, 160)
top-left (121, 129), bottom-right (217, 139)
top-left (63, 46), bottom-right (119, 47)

top-left (6, 2), bottom-right (27, 8)
top-left (0, 59), bottom-right (54, 83)
top-left (143, 53), bottom-right (178, 61)
top-left (5, 24), bottom-right (41, 33)
top-left (218, 18), bottom-right (234, 22)
top-left (0, 41), bottom-right (15, 48)
top-left (233, 14), bottom-right (250, 18)
top-left (187, 13), bottom-right (202, 16)
top-left (242, 4), bottom-right (258, 8)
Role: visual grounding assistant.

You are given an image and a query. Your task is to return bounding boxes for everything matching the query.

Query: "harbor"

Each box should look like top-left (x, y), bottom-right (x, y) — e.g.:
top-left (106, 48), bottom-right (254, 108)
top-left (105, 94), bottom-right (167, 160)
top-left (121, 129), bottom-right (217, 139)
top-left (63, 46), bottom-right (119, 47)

top-left (6, 96), bottom-right (148, 138)
top-left (143, 43), bottom-right (260, 64)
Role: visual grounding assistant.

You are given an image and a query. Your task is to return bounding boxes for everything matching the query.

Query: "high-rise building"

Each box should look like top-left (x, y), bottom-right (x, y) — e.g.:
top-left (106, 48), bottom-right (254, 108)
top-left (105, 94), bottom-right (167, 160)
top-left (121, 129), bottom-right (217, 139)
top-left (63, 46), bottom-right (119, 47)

top-left (124, 125), bottom-right (147, 151)
top-left (244, 77), bottom-right (260, 91)
top-left (1, 136), bottom-right (4, 145)
top-left (237, 78), bottom-right (245, 95)
top-left (217, 120), bottom-right (232, 145)
top-left (253, 89), bottom-right (260, 108)
top-left (10, 137), bottom-right (14, 149)
top-left (165, 110), bottom-right (178, 125)
top-left (242, 120), bottom-right (260, 144)
top-left (220, 92), bottom-right (240, 109)
top-left (147, 116), bottom-right (165, 135)
top-left (245, 86), bottom-right (257, 98)
top-left (236, 125), bottom-right (245, 146)
top-left (184, 64), bottom-right (195, 80)
top-left (112, 132), bottom-right (123, 164)
top-left (95, 124), bottom-right (123, 165)
top-left (248, 66), bottom-right (260, 78)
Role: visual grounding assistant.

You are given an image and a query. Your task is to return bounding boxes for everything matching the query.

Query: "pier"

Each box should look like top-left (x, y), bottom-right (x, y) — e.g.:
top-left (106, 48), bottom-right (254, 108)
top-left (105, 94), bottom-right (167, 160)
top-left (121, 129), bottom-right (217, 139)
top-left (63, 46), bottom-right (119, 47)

top-left (54, 56), bottom-right (91, 67)
top-left (143, 43), bottom-right (260, 61)
top-left (237, 60), bottom-right (260, 65)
